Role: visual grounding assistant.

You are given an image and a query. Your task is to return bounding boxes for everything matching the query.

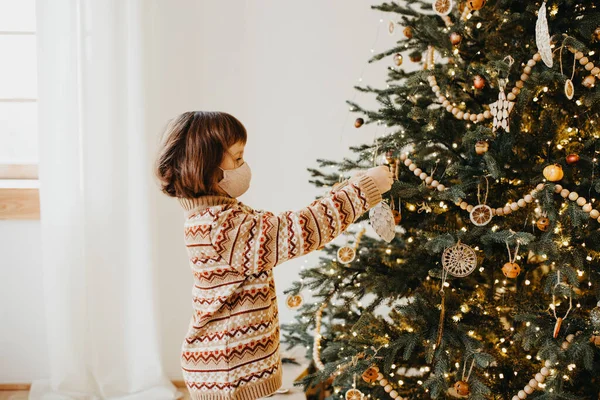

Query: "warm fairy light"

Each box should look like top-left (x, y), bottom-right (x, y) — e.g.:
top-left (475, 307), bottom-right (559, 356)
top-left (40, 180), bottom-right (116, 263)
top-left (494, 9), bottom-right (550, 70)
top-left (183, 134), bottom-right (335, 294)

top-left (386, 249), bottom-right (392, 254)
top-left (525, 280), bottom-right (531, 285)
top-left (407, 237), bottom-right (414, 243)
top-left (526, 355), bottom-right (532, 359)
top-left (502, 348), bottom-right (507, 353)
top-left (499, 373), bottom-right (504, 379)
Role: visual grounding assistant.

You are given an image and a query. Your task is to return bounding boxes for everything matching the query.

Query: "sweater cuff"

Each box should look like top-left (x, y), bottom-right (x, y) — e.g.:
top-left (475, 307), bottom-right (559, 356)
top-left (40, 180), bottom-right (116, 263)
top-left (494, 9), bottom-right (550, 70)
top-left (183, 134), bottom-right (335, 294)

top-left (353, 174), bottom-right (382, 208)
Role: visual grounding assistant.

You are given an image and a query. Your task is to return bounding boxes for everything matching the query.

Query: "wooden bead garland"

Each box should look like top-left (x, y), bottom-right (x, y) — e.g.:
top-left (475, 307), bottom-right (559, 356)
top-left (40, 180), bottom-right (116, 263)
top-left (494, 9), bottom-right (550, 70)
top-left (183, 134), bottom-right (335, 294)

top-left (398, 153), bottom-right (600, 225)
top-left (427, 53), bottom-right (541, 123)
top-left (313, 302), bottom-right (328, 370)
top-left (368, 366), bottom-right (406, 400)
top-left (509, 334), bottom-right (575, 400)
top-left (428, 45), bottom-right (600, 125)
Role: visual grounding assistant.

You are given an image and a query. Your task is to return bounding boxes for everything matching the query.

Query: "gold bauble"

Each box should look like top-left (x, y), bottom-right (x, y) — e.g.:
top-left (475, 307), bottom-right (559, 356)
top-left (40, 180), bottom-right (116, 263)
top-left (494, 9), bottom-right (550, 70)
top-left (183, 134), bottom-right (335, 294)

top-left (502, 262), bottom-right (521, 278)
top-left (543, 164), bottom-right (564, 182)
top-left (536, 216), bottom-right (550, 231)
top-left (467, 0), bottom-right (486, 11)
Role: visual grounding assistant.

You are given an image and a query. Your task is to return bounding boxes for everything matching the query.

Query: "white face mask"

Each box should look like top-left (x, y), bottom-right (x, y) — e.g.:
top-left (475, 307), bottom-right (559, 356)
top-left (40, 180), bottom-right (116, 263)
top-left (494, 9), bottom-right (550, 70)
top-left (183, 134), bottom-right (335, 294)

top-left (218, 161), bottom-right (251, 198)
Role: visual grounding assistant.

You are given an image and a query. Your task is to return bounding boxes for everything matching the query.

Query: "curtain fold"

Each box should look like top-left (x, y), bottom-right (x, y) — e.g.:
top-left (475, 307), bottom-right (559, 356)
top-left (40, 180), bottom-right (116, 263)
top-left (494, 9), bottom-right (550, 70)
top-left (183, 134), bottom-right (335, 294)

top-left (31, 0), bottom-right (181, 398)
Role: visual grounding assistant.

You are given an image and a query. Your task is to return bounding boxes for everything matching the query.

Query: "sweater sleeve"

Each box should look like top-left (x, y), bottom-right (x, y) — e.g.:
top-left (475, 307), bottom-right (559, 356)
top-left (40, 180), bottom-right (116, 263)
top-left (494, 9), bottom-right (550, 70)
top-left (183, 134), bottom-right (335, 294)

top-left (209, 174), bottom-right (382, 275)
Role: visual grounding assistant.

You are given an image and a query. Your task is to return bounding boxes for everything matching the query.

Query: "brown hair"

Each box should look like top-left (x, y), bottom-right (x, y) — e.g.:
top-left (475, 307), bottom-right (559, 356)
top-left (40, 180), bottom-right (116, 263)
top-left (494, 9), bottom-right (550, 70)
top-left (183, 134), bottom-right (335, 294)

top-left (154, 111), bottom-right (247, 198)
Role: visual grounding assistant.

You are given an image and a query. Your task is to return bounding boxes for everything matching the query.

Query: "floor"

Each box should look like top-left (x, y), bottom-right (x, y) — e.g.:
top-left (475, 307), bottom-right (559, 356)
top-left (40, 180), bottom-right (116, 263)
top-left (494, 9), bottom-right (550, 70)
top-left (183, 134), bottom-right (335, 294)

top-left (0, 354), bottom-right (308, 400)
top-left (0, 384), bottom-right (304, 400)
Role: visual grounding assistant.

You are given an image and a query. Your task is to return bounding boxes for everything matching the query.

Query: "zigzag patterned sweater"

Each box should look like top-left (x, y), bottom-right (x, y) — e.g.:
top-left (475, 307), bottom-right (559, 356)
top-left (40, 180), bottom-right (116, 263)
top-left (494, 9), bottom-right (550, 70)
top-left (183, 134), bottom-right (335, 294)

top-left (177, 174), bottom-right (382, 400)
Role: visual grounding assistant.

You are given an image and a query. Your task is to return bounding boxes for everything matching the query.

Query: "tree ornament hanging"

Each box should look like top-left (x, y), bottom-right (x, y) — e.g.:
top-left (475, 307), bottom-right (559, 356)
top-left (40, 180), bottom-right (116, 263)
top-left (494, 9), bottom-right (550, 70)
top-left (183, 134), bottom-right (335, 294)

top-left (450, 32), bottom-right (462, 45)
top-left (536, 213), bottom-right (550, 231)
top-left (470, 177), bottom-right (493, 226)
top-left (369, 202), bottom-right (396, 243)
top-left (551, 271), bottom-right (573, 338)
top-left (543, 164), bottom-right (563, 181)
top-left (502, 238), bottom-right (521, 278)
top-left (489, 58), bottom-right (515, 132)
top-left (345, 388), bottom-right (363, 400)
top-left (388, 20), bottom-right (395, 35)
top-left (502, 262), bottom-right (521, 278)
top-left (409, 53), bottom-right (422, 62)
top-left (560, 46), bottom-right (576, 99)
top-left (403, 26), bottom-right (413, 39)
top-left (566, 153), bottom-right (580, 164)
top-left (337, 246), bottom-right (356, 264)
top-left (535, 1), bottom-right (553, 68)
top-left (475, 140), bottom-right (489, 155)
top-left (346, 373), bottom-right (364, 400)
top-left (473, 75), bottom-right (485, 89)
top-left (362, 366), bottom-right (380, 384)
top-left (466, 0), bottom-right (486, 11)
top-left (338, 228), bottom-right (365, 264)
top-left (448, 356), bottom-right (476, 398)
top-left (286, 293), bottom-right (304, 310)
top-left (433, 0), bottom-right (453, 16)
top-left (564, 79), bottom-right (575, 99)
top-left (442, 240), bottom-right (478, 277)
top-left (594, 27), bottom-right (600, 41)
top-left (450, 381), bottom-right (470, 397)
top-left (393, 53), bottom-right (404, 66)
top-left (355, 118), bottom-right (364, 128)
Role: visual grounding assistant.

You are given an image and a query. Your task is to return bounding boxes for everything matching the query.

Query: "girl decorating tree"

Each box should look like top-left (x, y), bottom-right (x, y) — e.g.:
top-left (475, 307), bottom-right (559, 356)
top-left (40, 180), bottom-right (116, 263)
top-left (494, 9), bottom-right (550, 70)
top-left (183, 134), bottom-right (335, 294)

top-left (155, 111), bottom-right (392, 400)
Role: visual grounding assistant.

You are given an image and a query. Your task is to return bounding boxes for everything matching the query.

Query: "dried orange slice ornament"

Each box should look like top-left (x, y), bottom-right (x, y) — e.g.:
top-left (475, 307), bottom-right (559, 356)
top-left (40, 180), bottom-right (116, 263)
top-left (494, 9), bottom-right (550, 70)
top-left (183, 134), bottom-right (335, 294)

top-left (469, 204), bottom-right (493, 226)
top-left (433, 0), bottom-right (453, 16)
top-left (345, 389), bottom-right (364, 400)
top-left (285, 294), bottom-right (304, 310)
top-left (337, 246), bottom-right (356, 264)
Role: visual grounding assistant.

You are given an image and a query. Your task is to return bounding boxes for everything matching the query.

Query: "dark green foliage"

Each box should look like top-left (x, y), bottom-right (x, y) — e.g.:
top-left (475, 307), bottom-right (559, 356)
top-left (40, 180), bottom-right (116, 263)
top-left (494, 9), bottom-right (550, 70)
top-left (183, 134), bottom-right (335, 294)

top-left (284, 1), bottom-right (600, 398)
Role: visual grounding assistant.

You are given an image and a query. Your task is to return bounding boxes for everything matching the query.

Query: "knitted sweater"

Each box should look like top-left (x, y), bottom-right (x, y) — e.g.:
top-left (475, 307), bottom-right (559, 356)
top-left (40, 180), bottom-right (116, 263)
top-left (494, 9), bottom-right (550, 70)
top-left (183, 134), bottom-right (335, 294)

top-left (177, 174), bottom-right (382, 400)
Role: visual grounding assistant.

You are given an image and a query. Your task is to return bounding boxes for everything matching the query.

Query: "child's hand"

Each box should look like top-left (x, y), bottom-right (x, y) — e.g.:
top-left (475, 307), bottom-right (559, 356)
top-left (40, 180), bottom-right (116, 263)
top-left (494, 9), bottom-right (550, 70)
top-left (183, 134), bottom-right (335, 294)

top-left (354, 166), bottom-right (393, 194)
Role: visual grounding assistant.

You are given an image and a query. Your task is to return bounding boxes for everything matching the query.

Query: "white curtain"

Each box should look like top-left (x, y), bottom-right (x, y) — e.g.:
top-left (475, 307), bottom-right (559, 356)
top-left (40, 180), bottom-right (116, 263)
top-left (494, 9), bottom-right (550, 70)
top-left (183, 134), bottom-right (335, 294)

top-left (31, 0), bottom-right (181, 399)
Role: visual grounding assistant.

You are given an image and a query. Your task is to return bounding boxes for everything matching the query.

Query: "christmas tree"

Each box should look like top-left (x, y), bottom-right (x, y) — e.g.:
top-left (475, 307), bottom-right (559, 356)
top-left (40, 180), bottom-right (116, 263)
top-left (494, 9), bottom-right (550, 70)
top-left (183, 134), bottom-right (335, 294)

top-left (282, 1), bottom-right (600, 399)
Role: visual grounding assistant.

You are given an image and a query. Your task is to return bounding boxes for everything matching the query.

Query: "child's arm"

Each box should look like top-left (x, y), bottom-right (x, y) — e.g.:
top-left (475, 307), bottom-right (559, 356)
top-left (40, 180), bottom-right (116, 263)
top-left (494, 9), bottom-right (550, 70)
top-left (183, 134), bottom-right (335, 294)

top-left (209, 171), bottom-right (387, 275)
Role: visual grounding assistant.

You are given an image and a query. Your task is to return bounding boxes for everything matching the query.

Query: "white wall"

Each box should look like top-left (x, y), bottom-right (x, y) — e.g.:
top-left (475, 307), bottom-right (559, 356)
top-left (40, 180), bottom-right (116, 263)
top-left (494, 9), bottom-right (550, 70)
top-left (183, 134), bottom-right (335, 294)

top-left (1, 0), bottom-right (402, 382)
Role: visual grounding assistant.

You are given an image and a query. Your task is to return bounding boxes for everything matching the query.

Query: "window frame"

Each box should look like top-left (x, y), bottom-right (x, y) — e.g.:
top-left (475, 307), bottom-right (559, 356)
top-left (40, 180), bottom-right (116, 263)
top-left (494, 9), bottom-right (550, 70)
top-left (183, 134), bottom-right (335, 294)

top-left (0, 25), bottom-right (39, 220)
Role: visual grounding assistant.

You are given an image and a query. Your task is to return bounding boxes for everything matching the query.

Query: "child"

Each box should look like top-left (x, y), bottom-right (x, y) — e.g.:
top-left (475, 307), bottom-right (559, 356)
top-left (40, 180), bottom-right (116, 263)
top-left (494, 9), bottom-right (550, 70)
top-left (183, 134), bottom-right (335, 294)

top-left (154, 111), bottom-right (393, 400)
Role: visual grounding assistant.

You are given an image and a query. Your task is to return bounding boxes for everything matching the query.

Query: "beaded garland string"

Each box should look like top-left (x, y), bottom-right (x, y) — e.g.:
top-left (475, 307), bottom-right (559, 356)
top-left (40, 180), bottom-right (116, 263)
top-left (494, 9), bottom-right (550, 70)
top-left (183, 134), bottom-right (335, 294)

top-left (509, 334), bottom-right (577, 400)
top-left (398, 153), bottom-right (600, 224)
top-left (426, 43), bottom-right (600, 124)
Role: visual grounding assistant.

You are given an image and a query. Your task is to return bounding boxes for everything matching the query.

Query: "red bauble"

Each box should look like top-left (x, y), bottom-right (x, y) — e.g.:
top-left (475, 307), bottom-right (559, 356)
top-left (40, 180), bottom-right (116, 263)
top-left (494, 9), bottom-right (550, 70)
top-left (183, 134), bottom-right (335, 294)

top-left (450, 32), bottom-right (462, 45)
top-left (473, 75), bottom-right (485, 89)
top-left (566, 154), bottom-right (580, 165)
